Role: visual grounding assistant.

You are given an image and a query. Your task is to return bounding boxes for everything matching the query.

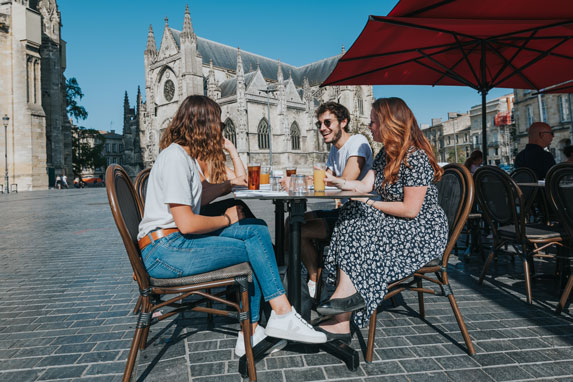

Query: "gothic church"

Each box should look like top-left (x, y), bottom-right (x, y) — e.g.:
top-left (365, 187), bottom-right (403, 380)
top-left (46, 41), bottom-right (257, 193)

top-left (125, 5), bottom-right (373, 174)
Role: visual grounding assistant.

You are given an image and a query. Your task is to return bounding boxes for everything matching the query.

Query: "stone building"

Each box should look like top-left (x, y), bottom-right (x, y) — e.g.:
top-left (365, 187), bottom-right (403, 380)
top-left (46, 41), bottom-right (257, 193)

top-left (122, 89), bottom-right (143, 176)
top-left (0, 0), bottom-right (72, 190)
top-left (126, 6), bottom-right (373, 173)
top-left (469, 94), bottom-right (514, 166)
top-left (513, 90), bottom-right (572, 163)
top-left (423, 113), bottom-right (471, 163)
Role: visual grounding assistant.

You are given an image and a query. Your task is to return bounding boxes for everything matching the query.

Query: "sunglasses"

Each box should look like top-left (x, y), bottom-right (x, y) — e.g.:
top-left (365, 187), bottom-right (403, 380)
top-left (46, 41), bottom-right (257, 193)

top-left (540, 131), bottom-right (554, 137)
top-left (315, 119), bottom-right (332, 129)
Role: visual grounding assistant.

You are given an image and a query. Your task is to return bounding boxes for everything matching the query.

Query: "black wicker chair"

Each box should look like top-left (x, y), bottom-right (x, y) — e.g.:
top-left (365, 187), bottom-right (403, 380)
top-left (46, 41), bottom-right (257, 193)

top-left (545, 163), bottom-right (573, 314)
top-left (105, 164), bottom-right (257, 381)
top-left (475, 166), bottom-right (563, 304)
top-left (365, 164), bottom-right (476, 361)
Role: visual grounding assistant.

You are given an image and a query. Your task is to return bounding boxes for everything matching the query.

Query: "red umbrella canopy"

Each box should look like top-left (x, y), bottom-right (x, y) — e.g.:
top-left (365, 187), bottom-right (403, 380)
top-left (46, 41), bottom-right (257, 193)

top-left (389, 0), bottom-right (573, 19)
top-left (322, 16), bottom-right (573, 93)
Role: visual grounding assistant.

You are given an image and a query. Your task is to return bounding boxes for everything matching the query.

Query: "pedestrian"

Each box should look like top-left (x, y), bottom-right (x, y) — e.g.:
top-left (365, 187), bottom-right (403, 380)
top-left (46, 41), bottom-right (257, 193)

top-left (564, 145), bottom-right (573, 162)
top-left (55, 175), bottom-right (62, 189)
top-left (62, 174), bottom-right (69, 189)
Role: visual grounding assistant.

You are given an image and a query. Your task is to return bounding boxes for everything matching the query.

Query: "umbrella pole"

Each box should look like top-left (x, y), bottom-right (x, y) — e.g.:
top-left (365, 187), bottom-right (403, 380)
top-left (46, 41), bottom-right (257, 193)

top-left (481, 91), bottom-right (488, 164)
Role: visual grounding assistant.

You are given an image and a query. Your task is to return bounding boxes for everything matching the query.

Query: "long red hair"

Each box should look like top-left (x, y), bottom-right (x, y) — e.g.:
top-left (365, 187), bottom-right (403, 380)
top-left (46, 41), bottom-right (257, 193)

top-left (372, 97), bottom-right (443, 186)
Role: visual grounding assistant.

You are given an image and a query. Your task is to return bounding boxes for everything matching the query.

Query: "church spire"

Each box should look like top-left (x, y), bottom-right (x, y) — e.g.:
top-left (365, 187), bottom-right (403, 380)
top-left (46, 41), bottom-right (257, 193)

top-left (236, 48), bottom-right (248, 152)
top-left (207, 59), bottom-right (219, 100)
top-left (124, 91), bottom-right (129, 110)
top-left (181, 4), bottom-right (194, 41)
top-left (145, 24), bottom-right (157, 55)
top-left (277, 59), bottom-right (283, 82)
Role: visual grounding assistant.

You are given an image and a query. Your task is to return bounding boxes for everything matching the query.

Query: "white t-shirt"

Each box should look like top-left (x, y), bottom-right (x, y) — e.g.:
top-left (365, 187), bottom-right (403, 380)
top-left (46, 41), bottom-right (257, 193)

top-left (137, 143), bottom-right (203, 240)
top-left (327, 134), bottom-right (373, 179)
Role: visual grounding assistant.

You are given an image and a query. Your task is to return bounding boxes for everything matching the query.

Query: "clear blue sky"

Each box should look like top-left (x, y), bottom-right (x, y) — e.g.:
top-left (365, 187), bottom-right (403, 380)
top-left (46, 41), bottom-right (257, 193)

top-left (58, 0), bottom-right (511, 131)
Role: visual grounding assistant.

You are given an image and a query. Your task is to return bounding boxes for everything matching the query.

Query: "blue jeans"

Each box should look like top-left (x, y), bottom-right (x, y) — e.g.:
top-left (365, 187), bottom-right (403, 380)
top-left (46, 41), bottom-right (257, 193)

top-left (141, 218), bottom-right (285, 322)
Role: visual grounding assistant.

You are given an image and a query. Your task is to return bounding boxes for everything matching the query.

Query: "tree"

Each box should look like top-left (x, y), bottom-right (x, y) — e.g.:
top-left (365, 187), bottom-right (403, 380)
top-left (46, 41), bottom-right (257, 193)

top-left (66, 77), bottom-right (106, 177)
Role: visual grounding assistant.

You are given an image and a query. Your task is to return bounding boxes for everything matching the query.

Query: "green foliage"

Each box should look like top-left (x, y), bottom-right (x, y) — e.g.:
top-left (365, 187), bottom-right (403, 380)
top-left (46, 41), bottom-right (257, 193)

top-left (66, 77), bottom-right (88, 122)
top-left (66, 77), bottom-right (105, 176)
top-left (71, 127), bottom-right (106, 176)
top-left (446, 149), bottom-right (466, 164)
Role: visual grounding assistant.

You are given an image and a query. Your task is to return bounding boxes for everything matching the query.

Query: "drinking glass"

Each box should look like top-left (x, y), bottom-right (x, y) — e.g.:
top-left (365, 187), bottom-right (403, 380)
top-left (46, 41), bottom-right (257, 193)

top-left (286, 167), bottom-right (297, 177)
top-left (248, 163), bottom-right (261, 190)
top-left (260, 166), bottom-right (271, 185)
top-left (290, 174), bottom-right (307, 194)
top-left (313, 162), bottom-right (326, 192)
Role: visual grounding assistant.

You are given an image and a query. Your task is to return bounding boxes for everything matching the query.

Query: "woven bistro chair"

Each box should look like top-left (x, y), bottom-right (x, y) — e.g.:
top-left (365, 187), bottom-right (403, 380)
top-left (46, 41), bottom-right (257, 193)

top-left (105, 164), bottom-right (257, 382)
top-left (131, 168), bottom-right (151, 314)
top-left (546, 163), bottom-right (573, 314)
top-left (510, 167), bottom-right (539, 221)
top-left (365, 164), bottom-right (476, 362)
top-left (475, 166), bottom-right (563, 304)
top-left (134, 168), bottom-right (151, 209)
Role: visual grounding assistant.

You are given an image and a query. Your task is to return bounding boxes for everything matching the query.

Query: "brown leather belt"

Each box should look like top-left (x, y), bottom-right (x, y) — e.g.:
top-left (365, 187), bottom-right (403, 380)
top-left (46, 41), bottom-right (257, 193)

top-left (138, 228), bottom-right (179, 251)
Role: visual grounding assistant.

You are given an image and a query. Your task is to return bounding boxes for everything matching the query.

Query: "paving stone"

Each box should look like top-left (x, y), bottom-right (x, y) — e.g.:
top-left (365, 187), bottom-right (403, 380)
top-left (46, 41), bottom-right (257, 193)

top-left (37, 365), bottom-right (88, 380)
top-left (483, 365), bottom-right (536, 381)
top-left (0, 369), bottom-right (43, 381)
top-left (361, 360), bottom-right (404, 376)
top-left (446, 368), bottom-right (496, 381)
top-left (434, 355), bottom-right (481, 369)
top-left (283, 366), bottom-right (326, 382)
top-left (399, 357), bottom-right (443, 373)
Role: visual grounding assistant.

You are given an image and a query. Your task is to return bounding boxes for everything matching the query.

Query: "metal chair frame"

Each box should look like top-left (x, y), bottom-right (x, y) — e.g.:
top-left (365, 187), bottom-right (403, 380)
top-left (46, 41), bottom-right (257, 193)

top-left (545, 163), bottom-right (573, 314)
top-left (105, 164), bottom-right (257, 381)
top-left (365, 164), bottom-right (476, 362)
top-left (475, 166), bottom-right (563, 304)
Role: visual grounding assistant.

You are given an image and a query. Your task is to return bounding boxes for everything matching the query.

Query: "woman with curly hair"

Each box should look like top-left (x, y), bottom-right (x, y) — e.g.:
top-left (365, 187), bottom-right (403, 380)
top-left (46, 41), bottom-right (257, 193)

top-left (317, 97), bottom-right (448, 343)
top-left (138, 96), bottom-right (326, 356)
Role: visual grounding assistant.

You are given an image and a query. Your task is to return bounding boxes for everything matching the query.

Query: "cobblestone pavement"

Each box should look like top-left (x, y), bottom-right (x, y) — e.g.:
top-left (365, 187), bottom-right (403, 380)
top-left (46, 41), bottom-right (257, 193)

top-left (0, 188), bottom-right (572, 381)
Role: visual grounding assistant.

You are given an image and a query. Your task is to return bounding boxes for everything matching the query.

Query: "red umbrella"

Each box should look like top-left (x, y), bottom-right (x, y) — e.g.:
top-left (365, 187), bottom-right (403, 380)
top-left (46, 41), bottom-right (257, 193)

top-left (322, 15), bottom-right (573, 162)
top-left (388, 0), bottom-right (573, 19)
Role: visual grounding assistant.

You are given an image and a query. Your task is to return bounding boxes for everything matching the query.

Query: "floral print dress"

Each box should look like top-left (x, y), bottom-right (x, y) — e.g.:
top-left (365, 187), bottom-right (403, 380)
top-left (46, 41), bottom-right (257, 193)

top-left (324, 147), bottom-right (448, 327)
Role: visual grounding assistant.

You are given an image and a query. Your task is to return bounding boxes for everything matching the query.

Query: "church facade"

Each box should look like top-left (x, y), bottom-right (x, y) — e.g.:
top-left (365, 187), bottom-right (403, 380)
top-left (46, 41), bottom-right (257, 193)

top-left (128, 6), bottom-right (374, 174)
top-left (0, 0), bottom-right (72, 190)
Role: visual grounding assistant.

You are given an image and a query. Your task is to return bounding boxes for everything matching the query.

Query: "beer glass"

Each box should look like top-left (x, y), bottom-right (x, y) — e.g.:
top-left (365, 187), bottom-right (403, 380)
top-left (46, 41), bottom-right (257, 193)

top-left (248, 163), bottom-right (261, 190)
top-left (313, 162), bottom-right (326, 192)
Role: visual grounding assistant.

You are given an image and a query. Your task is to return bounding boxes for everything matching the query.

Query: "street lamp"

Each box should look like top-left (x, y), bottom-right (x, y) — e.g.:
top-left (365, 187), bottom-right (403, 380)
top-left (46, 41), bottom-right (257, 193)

top-left (259, 85), bottom-right (277, 167)
top-left (2, 114), bottom-right (9, 194)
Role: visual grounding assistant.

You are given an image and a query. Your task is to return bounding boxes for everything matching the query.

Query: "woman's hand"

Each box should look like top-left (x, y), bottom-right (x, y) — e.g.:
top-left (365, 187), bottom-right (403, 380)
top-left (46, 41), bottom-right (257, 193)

top-left (224, 205), bottom-right (244, 225)
top-left (324, 172), bottom-right (345, 189)
top-left (223, 138), bottom-right (237, 154)
top-left (350, 197), bottom-right (369, 203)
top-left (230, 175), bottom-right (247, 188)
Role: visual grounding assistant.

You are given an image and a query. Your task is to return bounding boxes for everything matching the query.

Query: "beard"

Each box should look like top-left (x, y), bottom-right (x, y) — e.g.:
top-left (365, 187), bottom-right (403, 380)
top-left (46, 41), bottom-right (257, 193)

top-left (329, 128), bottom-right (343, 145)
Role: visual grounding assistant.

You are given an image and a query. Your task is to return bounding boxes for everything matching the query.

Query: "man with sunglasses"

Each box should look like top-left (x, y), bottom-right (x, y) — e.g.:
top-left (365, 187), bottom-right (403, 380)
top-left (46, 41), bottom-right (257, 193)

top-left (287, 101), bottom-right (373, 300)
top-left (515, 122), bottom-right (556, 179)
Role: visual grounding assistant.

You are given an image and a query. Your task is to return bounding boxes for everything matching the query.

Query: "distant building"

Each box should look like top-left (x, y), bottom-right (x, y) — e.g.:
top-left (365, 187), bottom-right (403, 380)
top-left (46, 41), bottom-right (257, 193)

top-left (513, 90), bottom-right (572, 162)
top-left (123, 6), bottom-right (374, 174)
top-left (469, 94), bottom-right (514, 166)
top-left (0, 0), bottom-right (72, 190)
top-left (97, 130), bottom-right (124, 177)
top-left (423, 113), bottom-right (471, 163)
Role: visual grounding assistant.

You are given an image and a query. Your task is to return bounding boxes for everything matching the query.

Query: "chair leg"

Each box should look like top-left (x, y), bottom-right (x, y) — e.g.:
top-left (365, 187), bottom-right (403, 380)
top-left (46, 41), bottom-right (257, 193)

top-left (523, 256), bottom-right (533, 304)
top-left (416, 278), bottom-right (425, 319)
top-left (478, 251), bottom-right (495, 285)
top-left (365, 310), bottom-right (377, 363)
top-left (556, 274), bottom-right (573, 315)
top-left (123, 326), bottom-right (144, 382)
top-left (447, 292), bottom-right (476, 356)
top-left (140, 298), bottom-right (151, 349)
top-left (207, 288), bottom-right (214, 325)
top-left (133, 296), bottom-right (142, 315)
top-left (238, 280), bottom-right (256, 381)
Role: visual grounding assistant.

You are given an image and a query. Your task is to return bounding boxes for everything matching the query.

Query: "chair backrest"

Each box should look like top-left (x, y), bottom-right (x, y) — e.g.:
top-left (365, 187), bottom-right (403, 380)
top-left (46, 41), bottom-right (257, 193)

top-left (510, 167), bottom-right (538, 215)
top-left (134, 168), bottom-right (151, 209)
top-left (436, 164), bottom-right (474, 266)
top-left (546, 163), bottom-right (573, 243)
top-left (474, 166), bottom-right (525, 240)
top-left (106, 164), bottom-right (150, 290)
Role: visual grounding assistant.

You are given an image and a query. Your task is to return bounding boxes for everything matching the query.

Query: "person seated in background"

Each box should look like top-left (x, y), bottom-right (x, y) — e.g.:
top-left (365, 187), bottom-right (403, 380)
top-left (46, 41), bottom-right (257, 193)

top-left (463, 150), bottom-right (483, 174)
top-left (284, 102), bottom-right (373, 299)
top-left (138, 95), bottom-right (326, 356)
top-left (563, 145), bottom-right (573, 162)
top-left (316, 97), bottom-right (448, 343)
top-left (515, 122), bottom-right (556, 179)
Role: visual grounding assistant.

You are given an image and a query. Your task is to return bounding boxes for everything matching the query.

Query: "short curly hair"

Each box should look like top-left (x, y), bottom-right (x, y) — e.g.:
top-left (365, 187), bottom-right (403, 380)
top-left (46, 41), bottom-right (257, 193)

top-left (315, 102), bottom-right (351, 132)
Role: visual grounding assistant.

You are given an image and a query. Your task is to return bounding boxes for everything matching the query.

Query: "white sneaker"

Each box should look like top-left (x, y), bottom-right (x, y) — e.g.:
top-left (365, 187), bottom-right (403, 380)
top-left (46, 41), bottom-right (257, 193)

top-left (264, 307), bottom-right (327, 344)
top-left (234, 325), bottom-right (287, 357)
top-left (307, 280), bottom-right (317, 299)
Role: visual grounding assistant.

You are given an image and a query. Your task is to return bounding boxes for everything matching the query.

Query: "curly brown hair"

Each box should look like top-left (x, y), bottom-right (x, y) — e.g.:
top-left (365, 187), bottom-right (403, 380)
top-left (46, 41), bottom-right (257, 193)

top-left (159, 96), bottom-right (227, 183)
top-left (372, 97), bottom-right (443, 186)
